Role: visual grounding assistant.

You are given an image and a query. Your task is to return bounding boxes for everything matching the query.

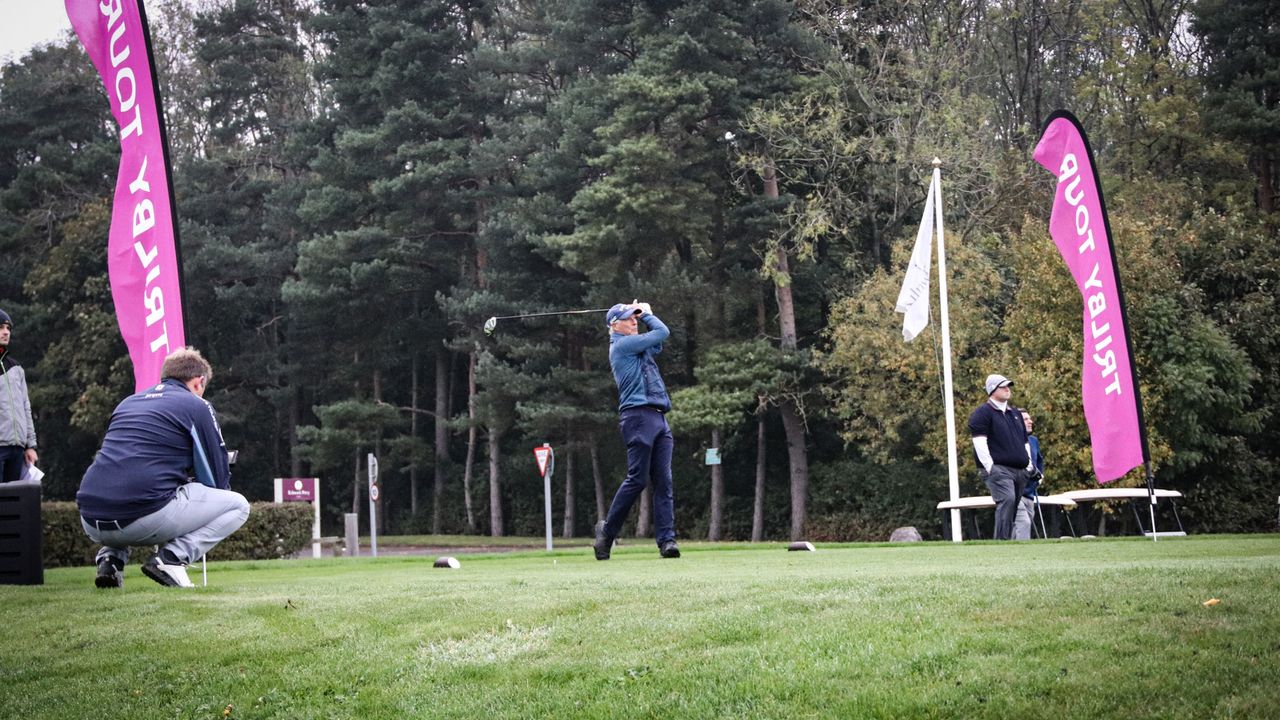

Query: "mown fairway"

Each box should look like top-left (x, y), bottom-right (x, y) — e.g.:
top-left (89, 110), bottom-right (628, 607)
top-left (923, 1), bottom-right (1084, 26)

top-left (2, 535), bottom-right (1277, 719)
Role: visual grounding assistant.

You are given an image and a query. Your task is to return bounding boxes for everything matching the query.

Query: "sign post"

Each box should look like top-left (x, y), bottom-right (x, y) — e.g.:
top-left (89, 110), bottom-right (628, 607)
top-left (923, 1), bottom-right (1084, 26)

top-left (367, 453), bottom-right (379, 558)
top-left (533, 443), bottom-right (554, 552)
top-left (274, 477), bottom-right (321, 558)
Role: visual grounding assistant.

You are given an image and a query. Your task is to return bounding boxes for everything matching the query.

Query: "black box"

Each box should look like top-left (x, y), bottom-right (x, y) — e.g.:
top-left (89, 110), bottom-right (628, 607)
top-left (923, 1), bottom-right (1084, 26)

top-left (0, 480), bottom-right (43, 585)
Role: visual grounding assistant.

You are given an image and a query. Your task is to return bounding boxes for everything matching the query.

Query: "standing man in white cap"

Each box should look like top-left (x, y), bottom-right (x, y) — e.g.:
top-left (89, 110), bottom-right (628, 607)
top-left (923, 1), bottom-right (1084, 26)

top-left (0, 308), bottom-right (38, 484)
top-left (968, 374), bottom-right (1033, 540)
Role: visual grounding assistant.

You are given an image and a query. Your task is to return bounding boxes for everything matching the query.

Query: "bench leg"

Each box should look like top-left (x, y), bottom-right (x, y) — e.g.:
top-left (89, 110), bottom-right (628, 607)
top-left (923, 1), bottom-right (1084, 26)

top-left (1130, 499), bottom-right (1147, 535)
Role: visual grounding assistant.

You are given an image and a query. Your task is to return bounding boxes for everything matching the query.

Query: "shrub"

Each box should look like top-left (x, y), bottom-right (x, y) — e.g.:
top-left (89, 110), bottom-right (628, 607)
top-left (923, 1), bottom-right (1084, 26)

top-left (804, 459), bottom-right (946, 541)
top-left (215, 502), bottom-right (315, 560)
top-left (42, 501), bottom-right (314, 567)
top-left (804, 513), bottom-right (899, 543)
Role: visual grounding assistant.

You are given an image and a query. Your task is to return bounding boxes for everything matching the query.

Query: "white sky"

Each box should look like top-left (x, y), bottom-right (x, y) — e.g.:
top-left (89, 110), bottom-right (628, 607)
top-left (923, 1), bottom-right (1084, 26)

top-left (1, 1), bottom-right (74, 64)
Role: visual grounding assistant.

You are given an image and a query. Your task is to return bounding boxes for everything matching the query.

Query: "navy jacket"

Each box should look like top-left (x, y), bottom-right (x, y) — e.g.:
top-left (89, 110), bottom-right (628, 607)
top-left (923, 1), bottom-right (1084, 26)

top-left (609, 312), bottom-right (671, 413)
top-left (1023, 435), bottom-right (1045, 498)
top-left (77, 378), bottom-right (231, 520)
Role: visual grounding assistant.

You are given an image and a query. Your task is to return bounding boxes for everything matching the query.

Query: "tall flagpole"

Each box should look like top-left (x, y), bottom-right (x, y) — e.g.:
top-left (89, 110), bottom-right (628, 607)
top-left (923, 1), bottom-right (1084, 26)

top-left (933, 158), bottom-right (962, 542)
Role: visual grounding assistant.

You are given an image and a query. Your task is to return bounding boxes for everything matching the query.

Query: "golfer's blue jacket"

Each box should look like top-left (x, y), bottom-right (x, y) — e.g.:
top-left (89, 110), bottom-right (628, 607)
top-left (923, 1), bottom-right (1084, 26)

top-left (1022, 435), bottom-right (1045, 499)
top-left (609, 312), bottom-right (671, 413)
top-left (77, 378), bottom-right (231, 521)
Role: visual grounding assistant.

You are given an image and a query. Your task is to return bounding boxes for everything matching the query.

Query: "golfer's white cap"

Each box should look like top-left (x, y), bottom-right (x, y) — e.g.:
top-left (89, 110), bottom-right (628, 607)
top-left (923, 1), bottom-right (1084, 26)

top-left (984, 374), bottom-right (1013, 395)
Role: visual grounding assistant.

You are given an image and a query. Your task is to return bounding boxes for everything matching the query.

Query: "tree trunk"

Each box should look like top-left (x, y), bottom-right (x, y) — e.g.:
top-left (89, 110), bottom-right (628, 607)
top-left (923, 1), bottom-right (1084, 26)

top-left (372, 369), bottom-right (383, 535)
top-left (488, 427), bottom-right (503, 537)
top-left (779, 398), bottom-right (808, 540)
top-left (768, 171), bottom-right (798, 349)
top-left (752, 410), bottom-right (766, 542)
top-left (562, 441), bottom-right (575, 538)
top-left (752, 292), bottom-right (768, 542)
top-left (764, 160), bottom-right (809, 541)
top-left (636, 486), bottom-right (651, 538)
top-left (410, 351), bottom-right (420, 515)
top-left (1260, 155), bottom-right (1275, 215)
top-left (462, 351), bottom-right (477, 531)
top-left (432, 346), bottom-right (449, 534)
top-left (590, 436), bottom-right (606, 522)
top-left (273, 406), bottom-right (282, 480)
top-left (708, 428), bottom-right (723, 541)
top-left (351, 451), bottom-right (361, 515)
top-left (288, 387), bottom-right (302, 476)
top-left (446, 348), bottom-right (458, 423)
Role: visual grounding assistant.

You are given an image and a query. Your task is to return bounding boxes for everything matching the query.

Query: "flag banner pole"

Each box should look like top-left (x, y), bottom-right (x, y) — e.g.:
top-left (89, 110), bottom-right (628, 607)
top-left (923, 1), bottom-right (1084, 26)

top-left (1032, 111), bottom-right (1147, 488)
top-left (66, 0), bottom-right (186, 390)
top-left (897, 161), bottom-right (962, 541)
top-left (1145, 464), bottom-right (1159, 542)
top-left (933, 160), bottom-right (962, 542)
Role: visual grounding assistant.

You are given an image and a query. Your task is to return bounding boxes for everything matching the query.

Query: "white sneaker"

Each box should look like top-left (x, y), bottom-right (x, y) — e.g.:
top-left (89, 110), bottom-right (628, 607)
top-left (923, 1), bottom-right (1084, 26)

top-left (142, 556), bottom-right (195, 588)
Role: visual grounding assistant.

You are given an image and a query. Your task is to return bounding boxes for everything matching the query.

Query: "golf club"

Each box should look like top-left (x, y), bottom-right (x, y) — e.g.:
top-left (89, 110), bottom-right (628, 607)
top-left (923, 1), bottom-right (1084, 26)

top-left (482, 307), bottom-right (636, 336)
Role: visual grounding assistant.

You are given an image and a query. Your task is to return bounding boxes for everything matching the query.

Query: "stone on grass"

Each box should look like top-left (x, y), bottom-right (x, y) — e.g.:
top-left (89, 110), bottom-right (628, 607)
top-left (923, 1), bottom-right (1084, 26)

top-left (889, 526), bottom-right (923, 542)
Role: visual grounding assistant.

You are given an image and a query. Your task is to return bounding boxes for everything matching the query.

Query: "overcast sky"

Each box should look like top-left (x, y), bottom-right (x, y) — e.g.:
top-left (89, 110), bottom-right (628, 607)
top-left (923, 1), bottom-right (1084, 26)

top-left (1, 2), bottom-right (73, 64)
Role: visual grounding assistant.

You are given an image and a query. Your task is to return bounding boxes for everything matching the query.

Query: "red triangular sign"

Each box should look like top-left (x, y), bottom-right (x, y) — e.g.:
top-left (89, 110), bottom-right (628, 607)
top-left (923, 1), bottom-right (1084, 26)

top-left (533, 445), bottom-right (551, 477)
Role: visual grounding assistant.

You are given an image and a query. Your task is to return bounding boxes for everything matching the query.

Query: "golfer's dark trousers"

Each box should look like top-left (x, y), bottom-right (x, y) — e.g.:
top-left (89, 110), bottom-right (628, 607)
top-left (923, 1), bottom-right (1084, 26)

top-left (603, 406), bottom-right (675, 546)
top-left (980, 464), bottom-right (1028, 540)
top-left (0, 446), bottom-right (24, 483)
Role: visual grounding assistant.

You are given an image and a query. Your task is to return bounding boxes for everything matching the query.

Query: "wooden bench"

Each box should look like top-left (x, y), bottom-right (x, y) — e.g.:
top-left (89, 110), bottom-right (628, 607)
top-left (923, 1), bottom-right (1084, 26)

top-left (937, 494), bottom-right (1079, 539)
top-left (1058, 488), bottom-right (1186, 536)
top-left (936, 494), bottom-right (1078, 511)
top-left (1058, 488), bottom-right (1181, 502)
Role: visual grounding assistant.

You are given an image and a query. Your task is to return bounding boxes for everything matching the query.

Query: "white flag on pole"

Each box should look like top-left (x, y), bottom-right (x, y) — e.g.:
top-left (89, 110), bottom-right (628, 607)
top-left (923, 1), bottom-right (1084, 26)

top-left (895, 178), bottom-right (935, 341)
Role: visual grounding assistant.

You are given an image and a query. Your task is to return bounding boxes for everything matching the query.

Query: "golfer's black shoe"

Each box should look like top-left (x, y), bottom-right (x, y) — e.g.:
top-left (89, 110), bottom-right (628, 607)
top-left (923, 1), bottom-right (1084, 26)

top-left (95, 557), bottom-right (123, 589)
top-left (659, 541), bottom-right (681, 559)
top-left (593, 520), bottom-right (612, 561)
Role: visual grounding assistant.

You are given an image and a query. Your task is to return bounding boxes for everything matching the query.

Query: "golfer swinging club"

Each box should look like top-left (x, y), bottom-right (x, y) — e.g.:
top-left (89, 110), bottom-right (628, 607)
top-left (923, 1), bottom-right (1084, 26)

top-left (594, 301), bottom-right (680, 560)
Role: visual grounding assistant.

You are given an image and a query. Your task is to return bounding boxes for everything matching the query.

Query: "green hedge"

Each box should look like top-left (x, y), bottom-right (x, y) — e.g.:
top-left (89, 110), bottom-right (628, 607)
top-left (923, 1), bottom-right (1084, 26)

top-left (804, 459), bottom-right (947, 541)
top-left (42, 501), bottom-right (315, 568)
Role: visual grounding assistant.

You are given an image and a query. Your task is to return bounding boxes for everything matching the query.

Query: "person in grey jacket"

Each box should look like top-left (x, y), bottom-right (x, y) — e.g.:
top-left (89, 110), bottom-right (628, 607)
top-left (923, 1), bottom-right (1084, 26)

top-left (0, 309), bottom-right (38, 484)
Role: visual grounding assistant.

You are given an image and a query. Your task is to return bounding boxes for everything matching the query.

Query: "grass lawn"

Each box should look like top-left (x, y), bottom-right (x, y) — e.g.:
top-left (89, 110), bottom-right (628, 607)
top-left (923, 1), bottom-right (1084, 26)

top-left (2, 535), bottom-right (1277, 719)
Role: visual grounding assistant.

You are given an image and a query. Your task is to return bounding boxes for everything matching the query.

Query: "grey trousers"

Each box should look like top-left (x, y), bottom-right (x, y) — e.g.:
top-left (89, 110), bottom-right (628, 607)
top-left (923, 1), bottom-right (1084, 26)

top-left (82, 483), bottom-right (250, 567)
top-left (981, 465), bottom-right (1027, 540)
top-left (1013, 497), bottom-right (1037, 540)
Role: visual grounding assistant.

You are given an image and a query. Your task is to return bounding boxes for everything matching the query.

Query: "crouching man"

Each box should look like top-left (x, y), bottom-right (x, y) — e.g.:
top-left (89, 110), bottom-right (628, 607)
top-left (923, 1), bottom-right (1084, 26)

top-left (77, 348), bottom-right (249, 588)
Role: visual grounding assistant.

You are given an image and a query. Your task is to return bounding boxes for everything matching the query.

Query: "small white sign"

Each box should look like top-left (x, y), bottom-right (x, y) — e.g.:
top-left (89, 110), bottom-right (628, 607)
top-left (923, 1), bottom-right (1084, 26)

top-left (533, 445), bottom-right (552, 477)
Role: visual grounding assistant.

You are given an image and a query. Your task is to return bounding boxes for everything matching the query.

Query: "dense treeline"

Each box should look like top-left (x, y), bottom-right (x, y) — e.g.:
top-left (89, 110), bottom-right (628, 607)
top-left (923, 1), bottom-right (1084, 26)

top-left (1, 0), bottom-right (1276, 539)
